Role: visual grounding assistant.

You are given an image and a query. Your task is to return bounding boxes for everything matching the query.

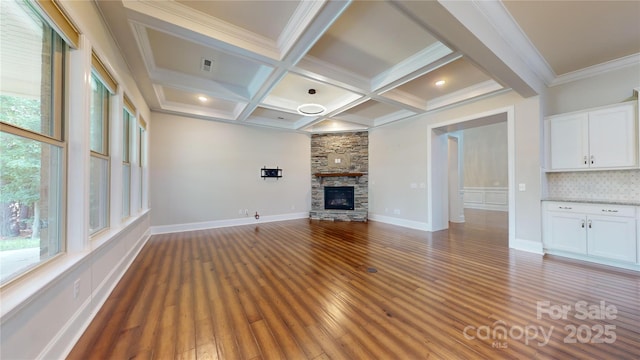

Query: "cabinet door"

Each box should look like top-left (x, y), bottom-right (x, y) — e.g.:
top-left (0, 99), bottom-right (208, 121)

top-left (588, 103), bottom-right (637, 168)
top-left (549, 113), bottom-right (589, 170)
top-left (587, 215), bottom-right (637, 262)
top-left (547, 212), bottom-right (587, 254)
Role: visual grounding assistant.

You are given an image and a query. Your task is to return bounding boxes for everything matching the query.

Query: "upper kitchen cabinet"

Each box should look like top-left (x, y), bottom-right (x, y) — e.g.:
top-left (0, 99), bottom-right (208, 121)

top-left (546, 101), bottom-right (638, 171)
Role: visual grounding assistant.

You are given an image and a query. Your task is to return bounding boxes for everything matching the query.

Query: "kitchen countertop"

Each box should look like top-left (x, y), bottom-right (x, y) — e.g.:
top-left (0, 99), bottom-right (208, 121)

top-left (542, 198), bottom-right (640, 206)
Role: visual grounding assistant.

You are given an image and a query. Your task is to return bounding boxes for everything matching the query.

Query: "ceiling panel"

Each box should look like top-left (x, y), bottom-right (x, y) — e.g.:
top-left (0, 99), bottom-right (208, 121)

top-left (247, 107), bottom-right (303, 125)
top-left (159, 86), bottom-right (245, 120)
top-left (308, 1), bottom-right (442, 79)
top-left (392, 57), bottom-right (493, 102)
top-left (147, 28), bottom-right (268, 91)
top-left (261, 72), bottom-right (363, 115)
top-left (175, 0), bottom-right (300, 41)
top-left (503, 0), bottom-right (640, 75)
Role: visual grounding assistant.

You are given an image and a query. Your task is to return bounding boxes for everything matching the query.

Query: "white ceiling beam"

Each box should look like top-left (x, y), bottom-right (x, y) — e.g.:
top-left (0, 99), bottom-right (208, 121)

top-left (391, 0), bottom-right (543, 97)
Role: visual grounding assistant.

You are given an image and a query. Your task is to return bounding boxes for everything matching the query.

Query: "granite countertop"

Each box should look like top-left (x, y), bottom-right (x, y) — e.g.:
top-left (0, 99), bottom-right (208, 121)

top-left (542, 198), bottom-right (640, 206)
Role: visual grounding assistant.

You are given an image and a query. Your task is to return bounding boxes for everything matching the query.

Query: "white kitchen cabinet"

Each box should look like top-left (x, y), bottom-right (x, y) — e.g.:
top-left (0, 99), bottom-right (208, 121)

top-left (587, 214), bottom-right (636, 262)
top-left (549, 113), bottom-right (589, 170)
top-left (546, 211), bottom-right (587, 254)
top-left (544, 202), bottom-right (637, 264)
top-left (547, 102), bottom-right (637, 171)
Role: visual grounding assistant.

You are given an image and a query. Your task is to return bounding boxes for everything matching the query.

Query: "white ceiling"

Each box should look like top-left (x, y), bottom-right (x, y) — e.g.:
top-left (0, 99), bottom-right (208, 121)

top-left (95, 0), bottom-right (640, 133)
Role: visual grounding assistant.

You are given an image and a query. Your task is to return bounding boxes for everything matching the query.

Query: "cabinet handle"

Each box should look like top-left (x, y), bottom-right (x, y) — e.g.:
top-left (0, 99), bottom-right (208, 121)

top-left (583, 155), bottom-right (588, 165)
top-left (558, 206), bottom-right (572, 210)
top-left (588, 220), bottom-right (592, 229)
top-left (601, 209), bottom-right (619, 213)
top-left (581, 220), bottom-right (585, 228)
top-left (590, 155), bottom-right (594, 164)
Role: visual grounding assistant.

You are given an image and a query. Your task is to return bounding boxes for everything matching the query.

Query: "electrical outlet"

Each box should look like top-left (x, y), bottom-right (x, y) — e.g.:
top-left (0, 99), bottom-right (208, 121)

top-left (73, 279), bottom-right (80, 299)
top-left (393, 209), bottom-right (401, 215)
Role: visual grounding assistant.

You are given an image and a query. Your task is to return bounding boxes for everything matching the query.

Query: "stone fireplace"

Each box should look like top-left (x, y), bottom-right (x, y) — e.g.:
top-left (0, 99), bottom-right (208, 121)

top-left (310, 132), bottom-right (368, 221)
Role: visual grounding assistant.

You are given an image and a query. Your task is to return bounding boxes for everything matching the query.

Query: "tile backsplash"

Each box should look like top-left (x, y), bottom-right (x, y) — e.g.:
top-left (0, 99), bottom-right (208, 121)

top-left (546, 170), bottom-right (640, 202)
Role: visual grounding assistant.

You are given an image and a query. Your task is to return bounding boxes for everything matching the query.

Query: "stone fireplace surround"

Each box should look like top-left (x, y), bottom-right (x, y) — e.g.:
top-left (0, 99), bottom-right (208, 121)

top-left (309, 132), bottom-right (368, 221)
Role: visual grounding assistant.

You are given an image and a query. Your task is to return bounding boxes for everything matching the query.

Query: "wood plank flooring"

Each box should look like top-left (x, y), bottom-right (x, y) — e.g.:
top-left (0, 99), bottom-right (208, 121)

top-left (68, 209), bottom-right (640, 359)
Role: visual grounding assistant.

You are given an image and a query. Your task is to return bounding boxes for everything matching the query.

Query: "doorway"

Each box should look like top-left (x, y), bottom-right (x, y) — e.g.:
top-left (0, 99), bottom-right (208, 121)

top-left (427, 107), bottom-right (515, 247)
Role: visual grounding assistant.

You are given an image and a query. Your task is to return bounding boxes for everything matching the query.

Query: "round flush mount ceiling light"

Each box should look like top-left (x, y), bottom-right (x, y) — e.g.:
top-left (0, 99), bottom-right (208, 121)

top-left (297, 103), bottom-right (326, 116)
top-left (297, 88), bottom-right (326, 116)
top-left (198, 95), bottom-right (208, 102)
top-left (435, 80), bottom-right (446, 87)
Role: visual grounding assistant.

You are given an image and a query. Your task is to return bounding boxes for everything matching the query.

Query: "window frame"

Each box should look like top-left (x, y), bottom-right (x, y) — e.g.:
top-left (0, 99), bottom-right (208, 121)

top-left (0, 1), bottom-right (68, 285)
top-left (121, 105), bottom-right (134, 219)
top-left (88, 70), bottom-right (112, 236)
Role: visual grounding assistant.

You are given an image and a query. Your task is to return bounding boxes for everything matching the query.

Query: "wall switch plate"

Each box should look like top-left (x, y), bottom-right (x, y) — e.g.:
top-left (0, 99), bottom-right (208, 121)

top-left (518, 183), bottom-right (526, 191)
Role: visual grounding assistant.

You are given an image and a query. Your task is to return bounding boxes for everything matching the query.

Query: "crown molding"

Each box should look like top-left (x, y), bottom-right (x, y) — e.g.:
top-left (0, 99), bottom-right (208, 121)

top-left (123, 0), bottom-right (280, 60)
top-left (550, 53), bottom-right (640, 87)
top-left (130, 21), bottom-right (157, 74)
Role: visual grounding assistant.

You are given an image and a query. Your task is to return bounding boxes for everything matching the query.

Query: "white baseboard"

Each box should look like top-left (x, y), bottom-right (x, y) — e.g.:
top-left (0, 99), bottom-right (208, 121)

top-left (510, 238), bottom-right (544, 254)
top-left (368, 214), bottom-right (430, 231)
top-left (150, 212), bottom-right (309, 235)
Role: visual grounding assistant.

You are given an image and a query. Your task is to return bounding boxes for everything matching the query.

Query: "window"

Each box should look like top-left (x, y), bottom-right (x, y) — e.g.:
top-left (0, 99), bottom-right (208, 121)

top-left (89, 72), bottom-right (110, 235)
top-left (138, 118), bottom-right (146, 211)
top-left (122, 107), bottom-right (132, 219)
top-left (0, 0), bottom-right (66, 283)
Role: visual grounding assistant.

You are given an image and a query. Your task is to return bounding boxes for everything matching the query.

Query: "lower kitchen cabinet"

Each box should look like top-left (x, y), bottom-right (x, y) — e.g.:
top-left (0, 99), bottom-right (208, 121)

top-left (543, 202), bottom-right (637, 265)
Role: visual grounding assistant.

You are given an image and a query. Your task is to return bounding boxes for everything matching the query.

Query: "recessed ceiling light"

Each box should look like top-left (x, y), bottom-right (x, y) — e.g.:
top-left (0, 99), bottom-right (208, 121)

top-left (198, 96), bottom-right (208, 102)
top-left (435, 80), bottom-right (446, 87)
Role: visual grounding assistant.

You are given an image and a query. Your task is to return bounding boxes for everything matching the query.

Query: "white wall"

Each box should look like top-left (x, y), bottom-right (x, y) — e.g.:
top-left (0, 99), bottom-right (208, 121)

top-left (1, 2), bottom-right (151, 359)
top-left (545, 63), bottom-right (640, 115)
top-left (463, 122), bottom-right (508, 187)
top-left (370, 91), bottom-right (542, 247)
top-left (149, 113), bottom-right (311, 231)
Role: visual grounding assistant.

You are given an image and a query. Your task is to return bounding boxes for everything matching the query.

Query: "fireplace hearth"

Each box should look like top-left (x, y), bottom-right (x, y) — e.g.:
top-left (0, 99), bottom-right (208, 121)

top-left (324, 186), bottom-right (355, 210)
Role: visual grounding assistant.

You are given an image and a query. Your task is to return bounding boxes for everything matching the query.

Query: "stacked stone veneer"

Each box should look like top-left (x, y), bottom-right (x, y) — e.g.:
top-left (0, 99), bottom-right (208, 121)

top-left (310, 132), bottom-right (368, 221)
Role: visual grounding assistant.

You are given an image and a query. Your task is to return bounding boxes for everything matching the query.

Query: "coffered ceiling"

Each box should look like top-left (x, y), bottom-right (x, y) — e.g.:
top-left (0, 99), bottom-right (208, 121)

top-left (95, 0), bottom-right (640, 133)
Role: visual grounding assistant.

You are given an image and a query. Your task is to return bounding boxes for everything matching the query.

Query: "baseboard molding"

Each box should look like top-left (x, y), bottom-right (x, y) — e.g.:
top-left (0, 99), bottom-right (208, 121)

top-left (150, 212), bottom-right (310, 235)
top-left (368, 214), bottom-right (430, 231)
top-left (510, 238), bottom-right (544, 254)
top-left (40, 228), bottom-right (151, 360)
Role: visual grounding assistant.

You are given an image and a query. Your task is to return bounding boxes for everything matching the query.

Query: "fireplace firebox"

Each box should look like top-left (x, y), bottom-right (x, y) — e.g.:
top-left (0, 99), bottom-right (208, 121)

top-left (324, 186), bottom-right (355, 210)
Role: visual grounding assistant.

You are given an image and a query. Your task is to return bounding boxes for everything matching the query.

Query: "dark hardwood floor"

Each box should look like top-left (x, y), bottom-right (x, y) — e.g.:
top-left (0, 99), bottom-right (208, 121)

top-left (68, 209), bottom-right (640, 359)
